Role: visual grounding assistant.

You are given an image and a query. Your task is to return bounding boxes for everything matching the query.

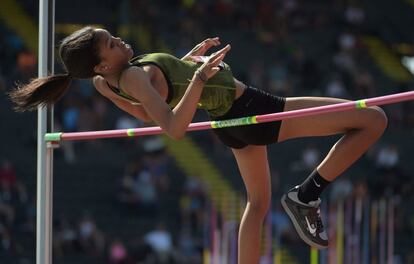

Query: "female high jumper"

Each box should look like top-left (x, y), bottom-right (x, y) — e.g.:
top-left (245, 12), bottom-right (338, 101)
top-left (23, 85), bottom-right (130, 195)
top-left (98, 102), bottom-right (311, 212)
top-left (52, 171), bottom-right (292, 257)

top-left (9, 27), bottom-right (387, 263)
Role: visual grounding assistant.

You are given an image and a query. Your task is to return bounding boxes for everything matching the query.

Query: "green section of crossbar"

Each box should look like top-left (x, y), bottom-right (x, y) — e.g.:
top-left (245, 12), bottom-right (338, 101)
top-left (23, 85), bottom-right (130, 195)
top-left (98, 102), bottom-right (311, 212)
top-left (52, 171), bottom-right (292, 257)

top-left (211, 116), bottom-right (257, 128)
top-left (44, 133), bottom-right (62, 142)
top-left (355, 100), bottom-right (367, 108)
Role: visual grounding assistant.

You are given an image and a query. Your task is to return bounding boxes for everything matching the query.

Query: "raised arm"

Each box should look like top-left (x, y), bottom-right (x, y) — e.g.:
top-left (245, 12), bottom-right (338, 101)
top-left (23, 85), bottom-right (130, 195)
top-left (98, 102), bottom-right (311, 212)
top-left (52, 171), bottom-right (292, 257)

top-left (122, 45), bottom-right (231, 140)
top-left (93, 76), bottom-right (153, 122)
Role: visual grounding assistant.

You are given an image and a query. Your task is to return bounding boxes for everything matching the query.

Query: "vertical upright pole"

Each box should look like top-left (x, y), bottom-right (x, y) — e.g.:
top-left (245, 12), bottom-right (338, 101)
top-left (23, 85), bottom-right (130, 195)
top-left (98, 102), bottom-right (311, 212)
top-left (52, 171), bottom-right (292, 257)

top-left (221, 213), bottom-right (228, 264)
top-left (230, 222), bottom-right (237, 264)
top-left (379, 199), bottom-right (386, 264)
top-left (273, 210), bottom-right (282, 264)
top-left (211, 204), bottom-right (217, 263)
top-left (337, 199), bottom-right (344, 264)
top-left (345, 198), bottom-right (353, 264)
top-left (37, 0), bottom-right (55, 264)
top-left (354, 196), bottom-right (363, 264)
top-left (267, 211), bottom-right (272, 263)
top-left (387, 197), bottom-right (394, 264)
top-left (362, 197), bottom-right (370, 264)
top-left (203, 202), bottom-right (211, 264)
top-left (310, 248), bottom-right (318, 264)
top-left (370, 201), bottom-right (378, 264)
top-left (320, 201), bottom-right (328, 264)
top-left (328, 201), bottom-right (337, 263)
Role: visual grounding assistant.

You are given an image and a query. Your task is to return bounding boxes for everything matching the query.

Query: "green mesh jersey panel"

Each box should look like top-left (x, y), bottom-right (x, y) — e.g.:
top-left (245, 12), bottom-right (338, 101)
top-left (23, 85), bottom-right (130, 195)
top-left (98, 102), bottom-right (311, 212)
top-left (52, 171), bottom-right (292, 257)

top-left (130, 53), bottom-right (236, 117)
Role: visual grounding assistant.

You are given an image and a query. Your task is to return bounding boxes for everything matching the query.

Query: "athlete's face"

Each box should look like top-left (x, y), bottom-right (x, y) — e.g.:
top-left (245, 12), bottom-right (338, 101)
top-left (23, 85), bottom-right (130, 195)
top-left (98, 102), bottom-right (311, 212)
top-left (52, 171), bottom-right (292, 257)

top-left (93, 29), bottom-right (134, 75)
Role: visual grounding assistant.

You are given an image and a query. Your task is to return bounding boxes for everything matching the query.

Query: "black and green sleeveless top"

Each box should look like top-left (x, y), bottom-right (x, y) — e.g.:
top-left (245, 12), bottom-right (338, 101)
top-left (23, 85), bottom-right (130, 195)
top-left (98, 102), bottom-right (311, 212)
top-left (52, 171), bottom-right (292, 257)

top-left (107, 53), bottom-right (236, 117)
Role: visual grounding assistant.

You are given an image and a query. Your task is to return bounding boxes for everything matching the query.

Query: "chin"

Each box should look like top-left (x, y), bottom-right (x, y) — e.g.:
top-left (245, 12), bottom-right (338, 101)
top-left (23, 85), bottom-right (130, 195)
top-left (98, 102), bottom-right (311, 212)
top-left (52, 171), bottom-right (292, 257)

top-left (127, 49), bottom-right (134, 59)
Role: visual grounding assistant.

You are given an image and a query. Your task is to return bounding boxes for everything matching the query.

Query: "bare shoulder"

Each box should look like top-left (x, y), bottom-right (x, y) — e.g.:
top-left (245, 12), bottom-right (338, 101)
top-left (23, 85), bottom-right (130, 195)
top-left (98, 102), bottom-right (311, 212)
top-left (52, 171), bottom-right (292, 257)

top-left (120, 66), bottom-right (149, 85)
top-left (92, 75), bottom-right (123, 101)
top-left (92, 76), bottom-right (106, 90)
top-left (92, 75), bottom-right (109, 95)
top-left (121, 66), bottom-right (147, 80)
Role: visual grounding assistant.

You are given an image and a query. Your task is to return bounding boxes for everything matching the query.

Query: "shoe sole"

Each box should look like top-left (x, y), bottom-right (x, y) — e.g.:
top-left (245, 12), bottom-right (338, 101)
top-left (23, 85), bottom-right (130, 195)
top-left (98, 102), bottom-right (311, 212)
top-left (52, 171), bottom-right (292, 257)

top-left (281, 194), bottom-right (328, 250)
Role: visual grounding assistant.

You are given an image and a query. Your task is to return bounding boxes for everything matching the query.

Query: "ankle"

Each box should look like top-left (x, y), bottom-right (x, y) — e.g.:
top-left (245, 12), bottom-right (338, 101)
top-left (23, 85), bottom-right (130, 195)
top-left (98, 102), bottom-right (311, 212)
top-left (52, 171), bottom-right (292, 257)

top-left (298, 170), bottom-right (330, 203)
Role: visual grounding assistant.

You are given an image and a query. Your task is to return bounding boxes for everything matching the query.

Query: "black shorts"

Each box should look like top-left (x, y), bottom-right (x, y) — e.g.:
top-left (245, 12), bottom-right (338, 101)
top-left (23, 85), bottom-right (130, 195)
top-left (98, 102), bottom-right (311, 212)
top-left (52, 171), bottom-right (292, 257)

top-left (210, 87), bottom-right (286, 149)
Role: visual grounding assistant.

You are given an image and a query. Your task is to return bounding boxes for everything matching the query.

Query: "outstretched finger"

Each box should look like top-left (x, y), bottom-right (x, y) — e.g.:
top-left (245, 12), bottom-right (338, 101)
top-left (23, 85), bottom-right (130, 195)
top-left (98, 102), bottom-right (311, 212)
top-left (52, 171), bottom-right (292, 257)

top-left (209, 53), bottom-right (226, 67)
top-left (204, 37), bottom-right (220, 45)
top-left (211, 37), bottom-right (221, 46)
top-left (202, 39), bottom-right (221, 52)
top-left (209, 44), bottom-right (231, 60)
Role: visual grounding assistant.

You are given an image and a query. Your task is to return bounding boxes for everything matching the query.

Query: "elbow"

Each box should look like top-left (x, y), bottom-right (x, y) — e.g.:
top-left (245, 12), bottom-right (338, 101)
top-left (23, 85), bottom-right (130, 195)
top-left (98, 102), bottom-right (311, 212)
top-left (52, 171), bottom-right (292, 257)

top-left (141, 116), bottom-right (153, 123)
top-left (168, 130), bottom-right (186, 141)
top-left (164, 113), bottom-right (187, 140)
top-left (169, 133), bottom-right (185, 140)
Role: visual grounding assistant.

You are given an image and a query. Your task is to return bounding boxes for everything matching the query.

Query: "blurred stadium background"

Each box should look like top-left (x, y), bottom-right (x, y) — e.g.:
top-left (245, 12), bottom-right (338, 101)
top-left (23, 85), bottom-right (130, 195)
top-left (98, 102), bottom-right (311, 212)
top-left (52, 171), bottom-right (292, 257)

top-left (0, 0), bottom-right (413, 263)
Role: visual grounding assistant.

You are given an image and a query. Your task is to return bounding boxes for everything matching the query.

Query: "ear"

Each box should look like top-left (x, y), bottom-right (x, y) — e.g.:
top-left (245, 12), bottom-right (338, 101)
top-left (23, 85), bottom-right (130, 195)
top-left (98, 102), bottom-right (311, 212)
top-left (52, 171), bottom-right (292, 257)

top-left (94, 63), bottom-right (108, 75)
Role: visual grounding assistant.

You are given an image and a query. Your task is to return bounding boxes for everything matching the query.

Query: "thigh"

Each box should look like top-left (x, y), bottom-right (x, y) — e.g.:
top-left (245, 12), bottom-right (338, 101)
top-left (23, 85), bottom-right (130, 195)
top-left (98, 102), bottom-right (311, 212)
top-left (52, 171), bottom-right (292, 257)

top-left (212, 87), bottom-right (285, 147)
top-left (232, 145), bottom-right (271, 207)
top-left (277, 96), bottom-right (381, 142)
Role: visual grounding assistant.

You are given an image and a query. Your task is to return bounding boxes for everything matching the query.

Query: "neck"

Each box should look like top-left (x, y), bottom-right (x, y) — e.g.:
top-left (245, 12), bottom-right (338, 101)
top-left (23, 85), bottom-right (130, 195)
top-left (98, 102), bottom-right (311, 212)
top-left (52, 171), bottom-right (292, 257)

top-left (103, 62), bottom-right (131, 87)
top-left (103, 73), bottom-right (121, 87)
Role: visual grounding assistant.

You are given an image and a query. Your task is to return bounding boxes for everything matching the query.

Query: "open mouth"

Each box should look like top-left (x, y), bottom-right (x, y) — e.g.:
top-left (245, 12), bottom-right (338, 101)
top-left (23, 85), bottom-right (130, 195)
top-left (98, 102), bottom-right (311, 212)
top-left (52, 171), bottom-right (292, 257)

top-left (121, 42), bottom-right (130, 50)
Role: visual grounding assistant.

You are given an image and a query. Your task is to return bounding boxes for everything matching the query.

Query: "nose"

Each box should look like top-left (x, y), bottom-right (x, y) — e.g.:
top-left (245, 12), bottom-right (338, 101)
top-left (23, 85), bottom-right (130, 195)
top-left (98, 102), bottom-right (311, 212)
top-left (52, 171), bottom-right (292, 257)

top-left (114, 37), bottom-right (122, 44)
top-left (119, 38), bottom-right (126, 46)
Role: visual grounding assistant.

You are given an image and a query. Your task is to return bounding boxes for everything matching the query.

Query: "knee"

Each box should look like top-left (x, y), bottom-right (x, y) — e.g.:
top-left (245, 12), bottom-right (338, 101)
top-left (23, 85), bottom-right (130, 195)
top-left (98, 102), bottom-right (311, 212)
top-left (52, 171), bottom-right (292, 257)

top-left (247, 192), bottom-right (271, 217)
top-left (368, 106), bottom-right (388, 135)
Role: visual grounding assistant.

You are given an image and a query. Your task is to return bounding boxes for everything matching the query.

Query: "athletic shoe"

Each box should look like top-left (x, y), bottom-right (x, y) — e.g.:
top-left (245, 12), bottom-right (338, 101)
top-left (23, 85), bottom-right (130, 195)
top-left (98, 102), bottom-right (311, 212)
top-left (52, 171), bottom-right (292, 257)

top-left (281, 186), bottom-right (328, 249)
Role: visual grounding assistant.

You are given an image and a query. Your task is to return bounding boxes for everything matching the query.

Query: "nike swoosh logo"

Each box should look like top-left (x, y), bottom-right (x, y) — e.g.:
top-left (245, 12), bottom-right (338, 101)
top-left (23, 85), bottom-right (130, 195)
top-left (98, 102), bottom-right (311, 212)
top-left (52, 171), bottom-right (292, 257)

top-left (313, 178), bottom-right (321, 188)
top-left (245, 98), bottom-right (253, 107)
top-left (305, 216), bottom-right (317, 236)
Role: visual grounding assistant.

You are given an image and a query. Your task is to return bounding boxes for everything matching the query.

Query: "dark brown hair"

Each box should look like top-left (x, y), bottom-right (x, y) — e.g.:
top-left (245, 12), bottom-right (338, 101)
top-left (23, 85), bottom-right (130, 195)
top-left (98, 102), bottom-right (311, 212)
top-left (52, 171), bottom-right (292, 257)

top-left (9, 26), bottom-right (101, 112)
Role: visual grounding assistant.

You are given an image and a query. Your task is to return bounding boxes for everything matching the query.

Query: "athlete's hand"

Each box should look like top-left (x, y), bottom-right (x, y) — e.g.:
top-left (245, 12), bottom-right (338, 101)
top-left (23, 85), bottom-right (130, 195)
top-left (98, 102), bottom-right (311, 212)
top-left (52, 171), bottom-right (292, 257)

top-left (182, 37), bottom-right (221, 60)
top-left (196, 44), bottom-right (231, 81)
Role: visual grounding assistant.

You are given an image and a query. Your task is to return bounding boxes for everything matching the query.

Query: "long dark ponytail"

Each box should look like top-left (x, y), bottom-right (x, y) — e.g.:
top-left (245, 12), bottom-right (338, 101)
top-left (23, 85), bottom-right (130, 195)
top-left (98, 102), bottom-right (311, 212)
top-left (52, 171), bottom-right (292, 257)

top-left (9, 26), bottom-right (101, 112)
top-left (9, 74), bottom-right (72, 112)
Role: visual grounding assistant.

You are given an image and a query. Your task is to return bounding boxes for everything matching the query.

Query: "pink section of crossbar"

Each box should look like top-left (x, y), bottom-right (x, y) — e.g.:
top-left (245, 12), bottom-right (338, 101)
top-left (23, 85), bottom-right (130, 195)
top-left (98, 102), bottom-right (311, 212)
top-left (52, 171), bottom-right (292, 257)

top-left (61, 121), bottom-right (213, 141)
top-left (257, 90), bottom-right (414, 123)
top-left (60, 91), bottom-right (414, 141)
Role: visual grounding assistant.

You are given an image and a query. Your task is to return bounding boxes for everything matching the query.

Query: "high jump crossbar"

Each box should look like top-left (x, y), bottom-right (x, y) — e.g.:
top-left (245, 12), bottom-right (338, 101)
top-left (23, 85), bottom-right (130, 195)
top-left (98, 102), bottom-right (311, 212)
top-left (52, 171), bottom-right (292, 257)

top-left (45, 91), bottom-right (414, 142)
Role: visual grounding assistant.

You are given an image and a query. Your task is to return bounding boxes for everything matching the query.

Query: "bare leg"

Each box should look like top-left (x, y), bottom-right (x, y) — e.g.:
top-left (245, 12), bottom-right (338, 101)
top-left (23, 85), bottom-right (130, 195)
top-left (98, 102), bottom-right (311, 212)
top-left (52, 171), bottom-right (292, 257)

top-left (278, 97), bottom-right (388, 180)
top-left (278, 97), bottom-right (387, 249)
top-left (232, 145), bottom-right (271, 264)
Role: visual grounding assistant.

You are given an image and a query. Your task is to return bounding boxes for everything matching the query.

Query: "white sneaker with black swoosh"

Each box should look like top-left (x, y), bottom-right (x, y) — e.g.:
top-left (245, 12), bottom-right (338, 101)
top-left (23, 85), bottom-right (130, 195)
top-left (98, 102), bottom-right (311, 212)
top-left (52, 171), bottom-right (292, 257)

top-left (281, 186), bottom-right (328, 249)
